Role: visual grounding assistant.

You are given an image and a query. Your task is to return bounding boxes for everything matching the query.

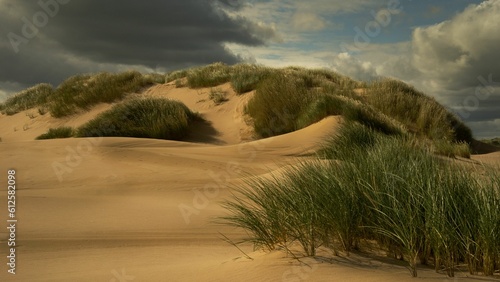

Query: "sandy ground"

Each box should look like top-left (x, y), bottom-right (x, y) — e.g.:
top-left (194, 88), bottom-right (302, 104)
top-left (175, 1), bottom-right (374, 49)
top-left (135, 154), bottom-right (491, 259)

top-left (0, 83), bottom-right (499, 281)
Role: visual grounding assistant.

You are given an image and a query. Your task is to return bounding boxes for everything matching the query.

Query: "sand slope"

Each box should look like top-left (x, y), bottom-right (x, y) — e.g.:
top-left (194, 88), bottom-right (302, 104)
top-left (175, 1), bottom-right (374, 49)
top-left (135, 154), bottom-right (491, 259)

top-left (1, 84), bottom-right (499, 281)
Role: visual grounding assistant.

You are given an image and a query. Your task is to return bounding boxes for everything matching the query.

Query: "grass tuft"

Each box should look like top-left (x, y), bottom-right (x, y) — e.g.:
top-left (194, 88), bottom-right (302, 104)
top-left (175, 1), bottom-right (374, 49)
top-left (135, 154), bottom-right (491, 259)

top-left (220, 121), bottom-right (499, 278)
top-left (366, 79), bottom-right (472, 143)
top-left (50, 71), bottom-right (153, 118)
top-left (76, 97), bottom-right (200, 140)
top-left (209, 88), bottom-right (228, 105)
top-left (187, 62), bottom-right (231, 88)
top-left (246, 73), bottom-right (315, 137)
top-left (36, 126), bottom-right (74, 140)
top-left (230, 64), bottom-right (271, 94)
top-left (1, 84), bottom-right (54, 115)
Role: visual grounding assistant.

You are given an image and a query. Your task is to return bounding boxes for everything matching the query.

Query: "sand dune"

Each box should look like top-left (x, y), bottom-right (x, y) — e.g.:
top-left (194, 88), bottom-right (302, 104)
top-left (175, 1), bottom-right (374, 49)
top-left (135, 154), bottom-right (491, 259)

top-left (1, 84), bottom-right (499, 281)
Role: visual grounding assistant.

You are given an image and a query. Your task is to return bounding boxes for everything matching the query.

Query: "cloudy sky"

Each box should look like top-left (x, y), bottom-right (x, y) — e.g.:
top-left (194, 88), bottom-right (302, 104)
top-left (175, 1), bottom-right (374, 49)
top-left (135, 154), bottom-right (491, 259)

top-left (1, 0), bottom-right (499, 138)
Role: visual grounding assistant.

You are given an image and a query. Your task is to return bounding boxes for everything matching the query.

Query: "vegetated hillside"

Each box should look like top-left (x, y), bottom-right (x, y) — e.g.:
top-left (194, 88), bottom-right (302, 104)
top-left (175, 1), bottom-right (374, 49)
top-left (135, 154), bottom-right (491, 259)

top-left (0, 71), bottom-right (165, 117)
top-left (1, 63), bottom-right (498, 280)
top-left (482, 137), bottom-right (500, 147)
top-left (220, 121), bottom-right (500, 278)
top-left (1, 63), bottom-right (472, 156)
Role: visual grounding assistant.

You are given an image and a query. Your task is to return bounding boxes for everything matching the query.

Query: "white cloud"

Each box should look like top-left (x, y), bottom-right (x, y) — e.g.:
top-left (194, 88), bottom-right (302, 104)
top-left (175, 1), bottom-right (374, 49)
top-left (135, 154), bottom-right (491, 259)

top-left (411, 0), bottom-right (500, 90)
top-left (292, 13), bottom-right (327, 32)
top-left (295, 0), bottom-right (387, 15)
top-left (225, 43), bottom-right (331, 68)
top-left (331, 52), bottom-right (378, 81)
top-left (0, 89), bottom-right (9, 102)
top-left (237, 0), bottom-right (388, 35)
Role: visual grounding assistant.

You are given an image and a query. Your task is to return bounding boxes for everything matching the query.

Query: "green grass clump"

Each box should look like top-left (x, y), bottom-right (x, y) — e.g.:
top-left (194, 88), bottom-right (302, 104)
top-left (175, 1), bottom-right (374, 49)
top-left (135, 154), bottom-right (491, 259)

top-left (259, 88), bottom-right (405, 137)
top-left (245, 68), bottom-right (406, 138)
top-left (246, 73), bottom-right (317, 137)
top-left (230, 64), bottom-right (272, 94)
top-left (1, 84), bottom-right (54, 115)
top-left (319, 122), bottom-right (378, 160)
top-left (366, 79), bottom-right (473, 143)
top-left (186, 62), bottom-right (231, 88)
top-left (143, 73), bottom-right (166, 84)
top-left (77, 97), bottom-right (200, 140)
top-left (433, 140), bottom-right (471, 158)
top-left (296, 68), bottom-right (361, 90)
top-left (220, 121), bottom-right (500, 278)
top-left (49, 71), bottom-right (154, 118)
top-left (36, 126), bottom-right (74, 140)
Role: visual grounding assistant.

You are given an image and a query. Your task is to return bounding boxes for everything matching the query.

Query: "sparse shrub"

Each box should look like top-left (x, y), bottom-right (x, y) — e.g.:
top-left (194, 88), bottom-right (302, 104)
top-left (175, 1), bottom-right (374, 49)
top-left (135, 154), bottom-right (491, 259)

top-left (36, 126), bottom-right (74, 140)
top-left (209, 88), bottom-right (227, 105)
top-left (175, 79), bottom-right (185, 88)
top-left (26, 112), bottom-right (36, 119)
top-left (38, 107), bottom-right (47, 115)
top-left (4, 109), bottom-right (17, 116)
top-left (77, 98), bottom-right (200, 140)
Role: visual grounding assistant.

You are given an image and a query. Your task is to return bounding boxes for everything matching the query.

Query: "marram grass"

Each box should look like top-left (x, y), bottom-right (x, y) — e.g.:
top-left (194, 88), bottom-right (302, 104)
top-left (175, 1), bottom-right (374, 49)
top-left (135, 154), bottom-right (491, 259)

top-left (77, 97), bottom-right (200, 140)
top-left (36, 126), bottom-right (74, 140)
top-left (220, 121), bottom-right (499, 278)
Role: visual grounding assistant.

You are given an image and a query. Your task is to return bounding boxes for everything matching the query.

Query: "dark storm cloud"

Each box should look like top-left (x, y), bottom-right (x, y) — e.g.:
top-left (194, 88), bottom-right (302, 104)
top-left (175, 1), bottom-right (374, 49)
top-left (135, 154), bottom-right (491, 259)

top-left (0, 0), bottom-right (275, 94)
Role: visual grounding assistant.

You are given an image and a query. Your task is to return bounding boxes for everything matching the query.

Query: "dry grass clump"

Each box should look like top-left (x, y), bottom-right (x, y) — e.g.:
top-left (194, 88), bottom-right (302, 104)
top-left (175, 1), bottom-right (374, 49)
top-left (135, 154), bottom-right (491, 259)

top-left (433, 140), bottom-right (471, 158)
top-left (50, 71), bottom-right (154, 118)
top-left (77, 97), bottom-right (200, 140)
top-left (186, 62), bottom-right (232, 88)
top-left (0, 72), bottom-right (157, 118)
top-left (247, 73), bottom-right (406, 138)
top-left (220, 121), bottom-right (500, 278)
top-left (230, 64), bottom-right (272, 94)
top-left (166, 70), bottom-right (189, 83)
top-left (143, 73), bottom-right (166, 84)
top-left (36, 126), bottom-right (74, 140)
top-left (294, 67), bottom-right (361, 90)
top-left (243, 66), bottom-right (410, 138)
top-left (246, 73), bottom-right (316, 137)
top-left (0, 84), bottom-right (54, 115)
top-left (209, 88), bottom-right (228, 105)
